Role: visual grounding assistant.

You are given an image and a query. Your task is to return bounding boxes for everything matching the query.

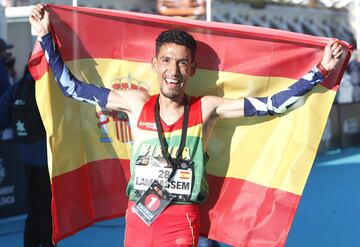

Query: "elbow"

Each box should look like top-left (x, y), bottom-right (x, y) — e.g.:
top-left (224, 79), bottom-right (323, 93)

top-left (268, 108), bottom-right (286, 115)
top-left (56, 82), bottom-right (75, 98)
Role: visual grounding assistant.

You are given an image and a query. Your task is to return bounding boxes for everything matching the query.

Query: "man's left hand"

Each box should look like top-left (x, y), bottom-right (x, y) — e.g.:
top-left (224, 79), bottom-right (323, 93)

top-left (320, 40), bottom-right (344, 72)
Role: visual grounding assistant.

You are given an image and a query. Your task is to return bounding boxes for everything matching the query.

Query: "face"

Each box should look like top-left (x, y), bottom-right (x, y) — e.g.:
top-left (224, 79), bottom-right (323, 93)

top-left (152, 43), bottom-right (196, 100)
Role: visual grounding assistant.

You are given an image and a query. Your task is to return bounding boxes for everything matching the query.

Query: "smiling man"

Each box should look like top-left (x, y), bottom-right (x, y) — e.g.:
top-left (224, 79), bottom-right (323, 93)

top-left (29, 3), bottom-right (344, 247)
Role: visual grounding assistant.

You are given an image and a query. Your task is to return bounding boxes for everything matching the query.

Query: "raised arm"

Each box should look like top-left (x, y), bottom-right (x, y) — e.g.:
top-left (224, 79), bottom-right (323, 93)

top-left (38, 32), bottom-right (112, 107)
top-left (29, 4), bottom-right (149, 113)
top-left (202, 40), bottom-right (344, 121)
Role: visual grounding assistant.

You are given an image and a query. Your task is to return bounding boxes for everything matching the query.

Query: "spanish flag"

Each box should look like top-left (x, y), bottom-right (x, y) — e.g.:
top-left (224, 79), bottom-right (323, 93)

top-left (29, 4), bottom-right (352, 246)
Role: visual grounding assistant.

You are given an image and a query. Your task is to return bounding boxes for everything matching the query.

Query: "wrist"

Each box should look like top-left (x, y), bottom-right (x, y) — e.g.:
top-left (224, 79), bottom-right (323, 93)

top-left (38, 32), bottom-right (52, 42)
top-left (37, 30), bottom-right (50, 38)
top-left (316, 63), bottom-right (330, 78)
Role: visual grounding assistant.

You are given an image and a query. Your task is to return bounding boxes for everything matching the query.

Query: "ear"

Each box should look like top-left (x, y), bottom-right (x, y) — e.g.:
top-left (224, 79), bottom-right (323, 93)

top-left (190, 62), bottom-right (197, 76)
top-left (151, 57), bottom-right (157, 72)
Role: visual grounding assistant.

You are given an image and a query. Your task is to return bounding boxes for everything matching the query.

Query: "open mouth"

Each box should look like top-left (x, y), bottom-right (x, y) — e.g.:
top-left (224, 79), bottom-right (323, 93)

top-left (165, 78), bottom-right (182, 85)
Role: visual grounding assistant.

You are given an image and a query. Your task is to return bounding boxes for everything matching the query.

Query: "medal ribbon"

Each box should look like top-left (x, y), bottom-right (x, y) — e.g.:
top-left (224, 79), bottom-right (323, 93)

top-left (154, 95), bottom-right (189, 182)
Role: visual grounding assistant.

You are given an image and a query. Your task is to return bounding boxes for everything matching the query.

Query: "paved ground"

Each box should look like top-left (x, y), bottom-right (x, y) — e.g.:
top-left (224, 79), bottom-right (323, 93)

top-left (287, 148), bottom-right (360, 247)
top-left (1, 147), bottom-right (359, 247)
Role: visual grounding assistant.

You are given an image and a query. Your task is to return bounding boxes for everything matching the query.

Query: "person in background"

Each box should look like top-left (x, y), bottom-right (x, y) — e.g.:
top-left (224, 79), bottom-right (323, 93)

top-left (346, 49), bottom-right (360, 102)
top-left (0, 38), bottom-right (15, 96)
top-left (0, 38), bottom-right (16, 140)
top-left (0, 65), bottom-right (54, 247)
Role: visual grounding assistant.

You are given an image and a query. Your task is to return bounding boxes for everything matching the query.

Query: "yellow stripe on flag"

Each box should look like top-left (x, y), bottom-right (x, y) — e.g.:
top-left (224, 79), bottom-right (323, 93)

top-left (37, 58), bottom-right (333, 192)
top-left (207, 86), bottom-right (336, 195)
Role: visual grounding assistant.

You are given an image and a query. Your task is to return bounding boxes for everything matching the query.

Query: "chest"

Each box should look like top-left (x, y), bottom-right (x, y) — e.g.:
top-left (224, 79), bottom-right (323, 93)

top-left (159, 108), bottom-right (184, 127)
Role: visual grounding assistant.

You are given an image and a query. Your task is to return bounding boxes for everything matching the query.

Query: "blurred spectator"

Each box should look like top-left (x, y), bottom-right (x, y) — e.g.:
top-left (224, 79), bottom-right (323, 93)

top-left (0, 38), bottom-right (16, 95)
top-left (336, 73), bottom-right (353, 104)
top-left (157, 0), bottom-right (206, 17)
top-left (0, 38), bottom-right (16, 140)
top-left (346, 50), bottom-right (360, 102)
top-left (0, 65), bottom-right (54, 247)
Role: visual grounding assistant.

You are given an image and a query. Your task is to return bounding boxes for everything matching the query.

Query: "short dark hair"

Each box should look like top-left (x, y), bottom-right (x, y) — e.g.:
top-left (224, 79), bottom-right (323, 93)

top-left (155, 30), bottom-right (197, 60)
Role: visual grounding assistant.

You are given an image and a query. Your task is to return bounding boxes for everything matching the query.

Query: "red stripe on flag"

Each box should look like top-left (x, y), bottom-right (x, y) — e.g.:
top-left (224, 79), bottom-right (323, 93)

top-left (49, 158), bottom-right (300, 246)
top-left (180, 171), bottom-right (190, 179)
top-left (28, 41), bottom-right (48, 81)
top-left (128, 124), bottom-right (132, 142)
top-left (200, 175), bottom-right (300, 246)
top-left (29, 4), bottom-right (352, 90)
top-left (50, 6), bottom-right (324, 78)
top-left (51, 158), bottom-right (130, 243)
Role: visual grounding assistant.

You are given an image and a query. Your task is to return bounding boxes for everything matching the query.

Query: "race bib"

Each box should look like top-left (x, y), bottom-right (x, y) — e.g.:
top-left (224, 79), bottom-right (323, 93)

top-left (132, 180), bottom-right (173, 225)
top-left (134, 155), bottom-right (193, 201)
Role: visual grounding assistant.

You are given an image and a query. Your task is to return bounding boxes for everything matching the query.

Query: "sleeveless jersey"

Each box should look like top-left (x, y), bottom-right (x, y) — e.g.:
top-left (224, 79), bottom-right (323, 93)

top-left (127, 95), bottom-right (209, 204)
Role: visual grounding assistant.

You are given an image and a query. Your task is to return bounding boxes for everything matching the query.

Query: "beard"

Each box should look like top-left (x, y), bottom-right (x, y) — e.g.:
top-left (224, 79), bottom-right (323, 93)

top-left (160, 84), bottom-right (182, 99)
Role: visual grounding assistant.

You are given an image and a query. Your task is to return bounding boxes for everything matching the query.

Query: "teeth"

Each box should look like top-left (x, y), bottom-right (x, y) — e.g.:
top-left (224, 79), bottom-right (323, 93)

top-left (166, 79), bottom-right (180, 84)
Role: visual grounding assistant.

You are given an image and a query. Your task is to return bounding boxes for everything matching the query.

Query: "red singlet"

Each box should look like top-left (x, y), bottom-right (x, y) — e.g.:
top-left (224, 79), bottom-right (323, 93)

top-left (124, 201), bottom-right (200, 247)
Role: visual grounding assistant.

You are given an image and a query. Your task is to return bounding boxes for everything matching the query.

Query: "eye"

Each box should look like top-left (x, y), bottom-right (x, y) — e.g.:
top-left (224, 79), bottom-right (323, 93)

top-left (179, 60), bottom-right (189, 66)
top-left (161, 58), bottom-right (170, 63)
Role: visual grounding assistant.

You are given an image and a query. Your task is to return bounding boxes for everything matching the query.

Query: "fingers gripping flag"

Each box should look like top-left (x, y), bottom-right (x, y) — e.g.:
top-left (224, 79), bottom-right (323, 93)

top-left (29, 4), bottom-right (352, 246)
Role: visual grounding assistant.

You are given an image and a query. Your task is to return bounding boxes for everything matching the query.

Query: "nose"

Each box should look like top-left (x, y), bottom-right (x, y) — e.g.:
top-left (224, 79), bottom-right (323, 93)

top-left (167, 60), bottom-right (180, 76)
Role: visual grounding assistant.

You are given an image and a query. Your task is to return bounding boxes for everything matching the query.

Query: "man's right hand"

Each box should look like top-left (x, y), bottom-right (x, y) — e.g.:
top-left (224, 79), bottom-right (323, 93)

top-left (29, 3), bottom-right (50, 37)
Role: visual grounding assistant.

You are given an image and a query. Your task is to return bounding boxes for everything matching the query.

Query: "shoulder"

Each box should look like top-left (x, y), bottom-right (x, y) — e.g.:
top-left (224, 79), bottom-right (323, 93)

top-left (126, 90), bottom-right (150, 114)
top-left (131, 89), bottom-right (150, 103)
top-left (201, 95), bottom-right (224, 109)
top-left (199, 95), bottom-right (224, 123)
top-left (111, 88), bottom-right (149, 99)
top-left (188, 95), bottom-right (202, 105)
top-left (107, 88), bottom-right (150, 114)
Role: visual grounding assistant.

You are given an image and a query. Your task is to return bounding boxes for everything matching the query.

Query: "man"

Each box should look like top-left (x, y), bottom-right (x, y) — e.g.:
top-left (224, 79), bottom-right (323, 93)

top-left (0, 39), bottom-right (15, 140)
top-left (346, 50), bottom-right (360, 102)
top-left (0, 38), bottom-right (15, 97)
top-left (29, 3), bottom-right (343, 246)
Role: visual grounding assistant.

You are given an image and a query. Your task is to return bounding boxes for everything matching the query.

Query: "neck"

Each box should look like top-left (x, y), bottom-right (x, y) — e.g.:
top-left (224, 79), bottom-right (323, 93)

top-left (158, 93), bottom-right (186, 110)
top-left (157, 93), bottom-right (187, 125)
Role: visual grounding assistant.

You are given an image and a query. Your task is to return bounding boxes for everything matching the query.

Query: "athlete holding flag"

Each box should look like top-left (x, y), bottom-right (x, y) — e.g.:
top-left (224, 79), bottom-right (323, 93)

top-left (30, 3), bottom-right (343, 247)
